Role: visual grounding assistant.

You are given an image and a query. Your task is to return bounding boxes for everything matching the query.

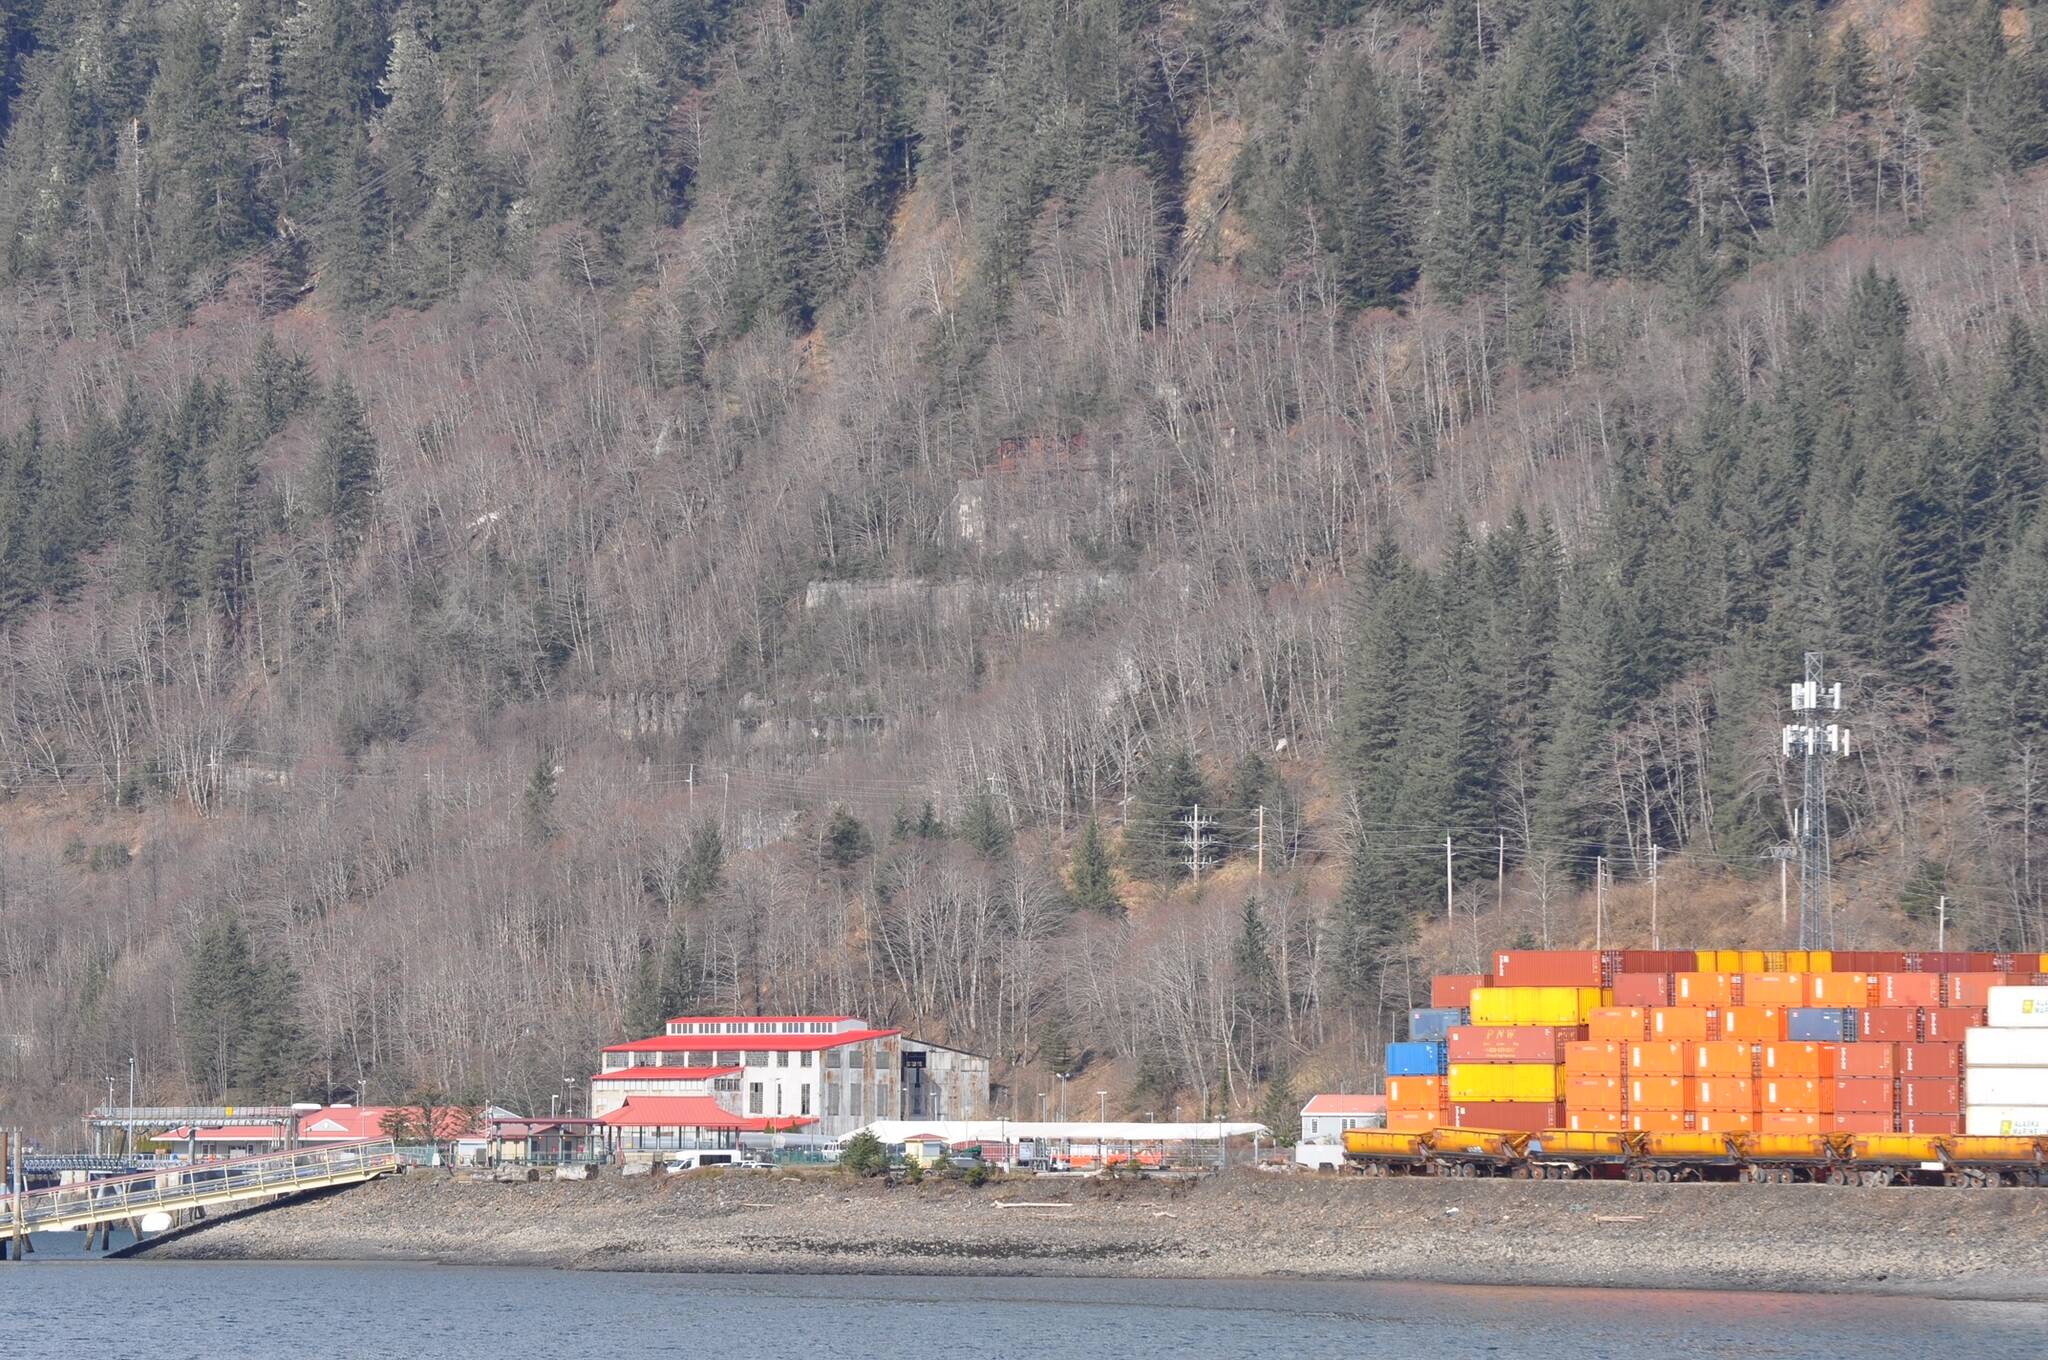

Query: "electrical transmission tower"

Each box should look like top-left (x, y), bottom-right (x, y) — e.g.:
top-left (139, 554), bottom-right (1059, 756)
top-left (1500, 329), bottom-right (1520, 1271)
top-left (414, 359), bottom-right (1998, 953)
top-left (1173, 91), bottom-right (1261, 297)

top-left (1782, 652), bottom-right (1851, 950)
top-left (1179, 804), bottom-right (1217, 885)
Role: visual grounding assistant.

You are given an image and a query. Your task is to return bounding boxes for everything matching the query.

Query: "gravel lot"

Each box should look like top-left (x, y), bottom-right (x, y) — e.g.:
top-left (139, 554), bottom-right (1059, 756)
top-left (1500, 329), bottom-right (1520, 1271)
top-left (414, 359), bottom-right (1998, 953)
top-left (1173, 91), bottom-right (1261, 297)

top-left (140, 1166), bottom-right (2048, 1299)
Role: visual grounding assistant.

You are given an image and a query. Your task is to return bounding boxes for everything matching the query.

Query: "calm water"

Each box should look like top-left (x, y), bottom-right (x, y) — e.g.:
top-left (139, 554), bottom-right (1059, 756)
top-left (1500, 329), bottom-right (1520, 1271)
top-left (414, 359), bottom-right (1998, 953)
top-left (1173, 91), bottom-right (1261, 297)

top-left (5, 1250), bottom-right (2042, 1359)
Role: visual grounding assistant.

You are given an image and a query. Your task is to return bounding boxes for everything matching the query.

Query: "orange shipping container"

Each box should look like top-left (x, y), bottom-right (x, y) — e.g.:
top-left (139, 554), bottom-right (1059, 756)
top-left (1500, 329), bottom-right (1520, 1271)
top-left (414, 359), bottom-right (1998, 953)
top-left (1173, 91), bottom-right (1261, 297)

top-left (1691, 1040), bottom-right (1758, 1078)
top-left (1719, 1006), bottom-right (1788, 1041)
top-left (1652, 1007), bottom-right (1718, 1041)
top-left (1674, 972), bottom-right (1737, 1007)
top-left (1565, 1074), bottom-right (1625, 1109)
top-left (1760, 1042), bottom-right (1836, 1078)
top-left (1944, 973), bottom-right (2027, 1008)
top-left (1693, 1076), bottom-right (1756, 1110)
top-left (1759, 1111), bottom-right (1825, 1136)
top-left (1809, 972), bottom-right (1874, 1007)
top-left (1830, 1078), bottom-right (1896, 1113)
top-left (1386, 1075), bottom-right (1444, 1110)
top-left (1833, 1042), bottom-right (1899, 1078)
top-left (1629, 1075), bottom-right (1690, 1110)
top-left (1387, 1110), bottom-right (1437, 1133)
top-left (1567, 1110), bottom-right (1629, 1132)
top-left (1430, 974), bottom-right (1489, 1009)
top-left (1923, 1008), bottom-right (1984, 1042)
top-left (1564, 1041), bottom-right (1627, 1075)
top-left (1742, 973), bottom-right (1807, 1008)
top-left (1627, 1109), bottom-right (1694, 1133)
top-left (1627, 1041), bottom-right (1690, 1076)
top-left (1760, 1078), bottom-right (1832, 1112)
top-left (1695, 1109), bottom-right (1754, 1134)
top-left (1900, 1042), bottom-right (1961, 1076)
top-left (1589, 1007), bottom-right (1651, 1041)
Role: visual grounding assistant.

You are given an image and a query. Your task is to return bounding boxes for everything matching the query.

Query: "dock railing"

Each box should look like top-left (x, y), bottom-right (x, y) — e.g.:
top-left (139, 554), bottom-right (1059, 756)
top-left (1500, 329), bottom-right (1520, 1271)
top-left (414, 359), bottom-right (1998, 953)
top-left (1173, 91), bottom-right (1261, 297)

top-left (5, 1138), bottom-right (399, 1237)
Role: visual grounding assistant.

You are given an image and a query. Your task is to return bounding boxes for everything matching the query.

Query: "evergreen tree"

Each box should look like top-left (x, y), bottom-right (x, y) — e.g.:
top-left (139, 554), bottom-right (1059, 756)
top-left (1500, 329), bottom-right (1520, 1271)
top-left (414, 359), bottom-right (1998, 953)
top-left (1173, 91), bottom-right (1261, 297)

top-left (313, 376), bottom-right (378, 535)
top-left (1068, 817), bottom-right (1121, 914)
top-left (1614, 80), bottom-right (1688, 278)
top-left (1123, 747), bottom-right (1210, 882)
top-left (196, 419), bottom-right (259, 619)
top-left (680, 820), bottom-right (725, 905)
top-left (1824, 23), bottom-right (1874, 116)
top-left (181, 913), bottom-right (304, 1099)
top-left (1232, 897), bottom-right (1285, 1077)
top-left (822, 804), bottom-right (873, 867)
top-left (956, 790), bottom-right (1012, 860)
top-left (1256, 1068), bottom-right (1301, 1144)
top-left (1300, 57), bottom-right (1412, 307)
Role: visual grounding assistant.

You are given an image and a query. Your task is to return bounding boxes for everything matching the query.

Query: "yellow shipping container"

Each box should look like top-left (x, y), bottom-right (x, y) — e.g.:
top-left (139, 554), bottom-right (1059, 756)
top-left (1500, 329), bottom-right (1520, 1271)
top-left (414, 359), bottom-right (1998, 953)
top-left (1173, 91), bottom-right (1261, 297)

top-left (1810, 949), bottom-right (1833, 972)
top-left (1739, 949), bottom-right (1768, 972)
top-left (1448, 1063), bottom-right (1567, 1103)
top-left (1468, 986), bottom-right (1606, 1026)
top-left (1715, 949), bottom-right (1742, 972)
top-left (2039, 950), bottom-right (2048, 972)
top-left (1695, 950), bottom-right (1717, 970)
top-left (1785, 950), bottom-right (1809, 973)
top-left (1946, 1136), bottom-right (2042, 1163)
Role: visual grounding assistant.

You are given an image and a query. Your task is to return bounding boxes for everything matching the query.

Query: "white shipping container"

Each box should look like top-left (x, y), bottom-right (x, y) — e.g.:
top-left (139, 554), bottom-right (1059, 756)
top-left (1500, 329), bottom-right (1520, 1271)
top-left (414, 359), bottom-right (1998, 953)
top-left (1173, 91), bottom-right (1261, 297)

top-left (1964, 1027), bottom-right (2048, 1067)
top-left (1986, 986), bottom-right (2048, 1028)
top-left (1964, 1105), bottom-right (2048, 1137)
top-left (1961, 1067), bottom-right (2048, 1106)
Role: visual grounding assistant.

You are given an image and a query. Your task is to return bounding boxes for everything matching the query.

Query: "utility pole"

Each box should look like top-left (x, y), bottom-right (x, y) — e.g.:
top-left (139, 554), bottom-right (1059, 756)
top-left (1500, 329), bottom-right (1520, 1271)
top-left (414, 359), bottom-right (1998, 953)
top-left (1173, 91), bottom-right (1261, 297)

top-left (1783, 653), bottom-right (1850, 950)
top-left (1594, 855), bottom-right (1605, 949)
top-left (1497, 833), bottom-right (1506, 919)
top-left (1256, 805), bottom-right (1266, 878)
top-left (1445, 834), bottom-right (1454, 926)
top-left (1180, 804), bottom-right (1215, 885)
top-left (1938, 895), bottom-right (1947, 951)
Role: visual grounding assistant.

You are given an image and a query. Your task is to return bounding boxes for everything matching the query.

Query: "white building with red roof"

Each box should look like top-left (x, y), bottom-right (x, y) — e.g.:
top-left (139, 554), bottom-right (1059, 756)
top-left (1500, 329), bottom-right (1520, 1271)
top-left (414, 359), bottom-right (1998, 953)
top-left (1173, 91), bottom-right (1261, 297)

top-left (594, 1014), bottom-right (988, 1140)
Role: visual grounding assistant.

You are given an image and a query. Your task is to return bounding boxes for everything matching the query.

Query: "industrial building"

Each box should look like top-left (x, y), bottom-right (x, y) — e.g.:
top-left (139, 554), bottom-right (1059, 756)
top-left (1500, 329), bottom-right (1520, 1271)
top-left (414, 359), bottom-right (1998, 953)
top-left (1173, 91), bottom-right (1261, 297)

top-left (593, 1014), bottom-right (990, 1140)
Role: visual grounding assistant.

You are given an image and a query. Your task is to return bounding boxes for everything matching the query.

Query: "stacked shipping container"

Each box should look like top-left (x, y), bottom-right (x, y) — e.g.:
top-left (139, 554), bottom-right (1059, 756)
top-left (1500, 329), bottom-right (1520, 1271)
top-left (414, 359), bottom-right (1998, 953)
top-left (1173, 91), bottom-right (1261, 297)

top-left (1965, 986), bottom-right (2048, 1136)
top-left (1387, 951), bottom-right (2048, 1137)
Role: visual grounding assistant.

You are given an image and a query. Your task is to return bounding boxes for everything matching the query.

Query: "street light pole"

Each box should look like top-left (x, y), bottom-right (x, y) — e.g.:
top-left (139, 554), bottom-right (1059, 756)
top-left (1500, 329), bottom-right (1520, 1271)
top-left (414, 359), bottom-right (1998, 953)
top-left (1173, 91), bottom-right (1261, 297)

top-left (1096, 1090), bottom-right (1107, 1123)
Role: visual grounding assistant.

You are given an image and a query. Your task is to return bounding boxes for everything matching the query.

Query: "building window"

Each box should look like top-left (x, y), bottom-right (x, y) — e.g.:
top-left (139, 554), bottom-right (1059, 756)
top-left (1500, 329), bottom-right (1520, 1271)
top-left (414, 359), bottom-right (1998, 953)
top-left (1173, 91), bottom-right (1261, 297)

top-left (748, 1083), bottom-right (763, 1115)
top-left (776, 1051), bottom-right (789, 1068)
top-left (824, 1047), bottom-right (841, 1068)
top-left (852, 1083), bottom-right (864, 1119)
top-left (826, 1084), bottom-right (840, 1117)
top-left (776, 1085), bottom-right (784, 1116)
top-left (801, 1085), bottom-right (812, 1116)
top-left (746, 1051), bottom-right (768, 1067)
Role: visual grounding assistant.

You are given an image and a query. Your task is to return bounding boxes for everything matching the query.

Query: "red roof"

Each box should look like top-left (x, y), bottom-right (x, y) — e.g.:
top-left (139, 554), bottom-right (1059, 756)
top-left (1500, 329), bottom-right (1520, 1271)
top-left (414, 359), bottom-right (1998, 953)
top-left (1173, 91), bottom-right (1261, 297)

top-left (1302, 1094), bottom-right (1389, 1116)
top-left (590, 1066), bottom-right (741, 1082)
top-left (595, 1097), bottom-right (816, 1133)
top-left (602, 1028), bottom-right (898, 1055)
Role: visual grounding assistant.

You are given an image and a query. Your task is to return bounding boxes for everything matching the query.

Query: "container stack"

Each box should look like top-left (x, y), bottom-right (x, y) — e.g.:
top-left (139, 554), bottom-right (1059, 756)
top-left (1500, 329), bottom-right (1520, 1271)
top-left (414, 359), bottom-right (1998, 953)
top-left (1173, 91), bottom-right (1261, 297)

top-left (1965, 986), bottom-right (2048, 1136)
top-left (1388, 950), bottom-right (2048, 1136)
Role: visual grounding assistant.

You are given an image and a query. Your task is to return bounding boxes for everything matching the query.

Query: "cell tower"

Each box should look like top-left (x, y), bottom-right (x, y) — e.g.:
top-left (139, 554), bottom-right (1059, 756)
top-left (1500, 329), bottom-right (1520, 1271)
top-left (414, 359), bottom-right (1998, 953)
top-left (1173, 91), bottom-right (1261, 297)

top-left (1781, 652), bottom-right (1851, 950)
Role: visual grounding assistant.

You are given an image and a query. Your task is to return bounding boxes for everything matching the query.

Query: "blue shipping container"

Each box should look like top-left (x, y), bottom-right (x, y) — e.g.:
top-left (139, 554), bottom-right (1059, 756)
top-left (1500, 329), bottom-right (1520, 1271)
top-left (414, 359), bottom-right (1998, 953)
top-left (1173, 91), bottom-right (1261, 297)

top-left (1407, 1007), bottom-right (1465, 1042)
top-left (1386, 1041), bottom-right (1448, 1076)
top-left (1786, 1007), bottom-right (1859, 1042)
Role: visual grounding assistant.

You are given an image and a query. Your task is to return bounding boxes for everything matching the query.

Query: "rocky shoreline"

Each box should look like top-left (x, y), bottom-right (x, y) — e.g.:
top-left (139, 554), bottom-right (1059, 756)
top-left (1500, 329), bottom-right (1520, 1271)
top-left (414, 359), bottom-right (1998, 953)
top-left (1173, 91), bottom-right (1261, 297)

top-left (131, 1165), bottom-right (2048, 1300)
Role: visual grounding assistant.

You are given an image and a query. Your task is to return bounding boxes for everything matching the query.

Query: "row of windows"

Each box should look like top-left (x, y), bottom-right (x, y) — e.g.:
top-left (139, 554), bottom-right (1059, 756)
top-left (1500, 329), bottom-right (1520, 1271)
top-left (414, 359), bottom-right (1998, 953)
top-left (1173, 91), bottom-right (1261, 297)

top-left (666, 1020), bottom-right (842, 1036)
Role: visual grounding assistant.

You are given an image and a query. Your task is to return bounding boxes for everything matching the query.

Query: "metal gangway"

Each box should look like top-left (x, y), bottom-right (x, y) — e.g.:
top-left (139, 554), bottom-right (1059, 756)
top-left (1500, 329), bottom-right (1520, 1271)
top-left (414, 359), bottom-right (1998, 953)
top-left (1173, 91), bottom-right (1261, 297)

top-left (3, 1138), bottom-right (399, 1253)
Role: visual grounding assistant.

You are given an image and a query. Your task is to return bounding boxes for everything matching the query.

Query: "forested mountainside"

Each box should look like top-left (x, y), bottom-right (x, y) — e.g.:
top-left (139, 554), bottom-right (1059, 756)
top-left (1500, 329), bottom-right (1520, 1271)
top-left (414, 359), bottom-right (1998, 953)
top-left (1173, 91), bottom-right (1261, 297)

top-left (3, 0), bottom-right (2048, 1137)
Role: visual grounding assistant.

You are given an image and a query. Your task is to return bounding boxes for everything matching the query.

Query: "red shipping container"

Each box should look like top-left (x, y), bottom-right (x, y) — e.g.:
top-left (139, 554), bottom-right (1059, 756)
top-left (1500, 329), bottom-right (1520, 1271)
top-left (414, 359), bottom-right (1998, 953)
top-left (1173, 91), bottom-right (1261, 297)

top-left (1695, 1109), bottom-right (1754, 1134)
top-left (1720, 1006), bottom-right (1787, 1041)
top-left (1626, 1041), bottom-right (1690, 1076)
top-left (1945, 973), bottom-right (2027, 1008)
top-left (1431, 974), bottom-right (1489, 1009)
top-left (1829, 1078), bottom-right (1897, 1113)
top-left (1901, 1113), bottom-right (1962, 1135)
top-left (1903, 1078), bottom-right (1961, 1112)
top-left (1612, 974), bottom-right (1671, 1006)
top-left (1857, 1008), bottom-right (1921, 1043)
top-left (1627, 1109), bottom-right (1694, 1133)
top-left (1674, 973), bottom-right (1736, 1007)
top-left (1613, 950), bottom-right (1691, 974)
top-left (1693, 1076), bottom-right (1755, 1110)
top-left (1760, 1042), bottom-right (1836, 1078)
top-left (1494, 951), bottom-right (1606, 987)
top-left (1829, 1112), bottom-right (1897, 1134)
top-left (1447, 1025), bottom-right (1577, 1063)
top-left (1651, 1007), bottom-right (1718, 1041)
top-left (1566, 1074), bottom-right (1625, 1108)
top-left (1923, 1008), bottom-right (1984, 1042)
top-left (1877, 973), bottom-right (1942, 1007)
top-left (1692, 1041), bottom-right (1758, 1077)
top-left (1564, 1041), bottom-right (1626, 1075)
top-left (1628, 1076), bottom-right (1689, 1110)
top-left (1833, 1042), bottom-right (1898, 1078)
top-left (1900, 1042), bottom-right (1961, 1076)
top-left (1450, 1100), bottom-right (1564, 1132)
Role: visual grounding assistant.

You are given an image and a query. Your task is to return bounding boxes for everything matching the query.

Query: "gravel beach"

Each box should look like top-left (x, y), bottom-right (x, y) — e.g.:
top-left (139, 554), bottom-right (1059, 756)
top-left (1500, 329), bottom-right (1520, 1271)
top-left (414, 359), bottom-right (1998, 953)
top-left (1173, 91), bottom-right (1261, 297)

top-left (137, 1167), bottom-right (2048, 1299)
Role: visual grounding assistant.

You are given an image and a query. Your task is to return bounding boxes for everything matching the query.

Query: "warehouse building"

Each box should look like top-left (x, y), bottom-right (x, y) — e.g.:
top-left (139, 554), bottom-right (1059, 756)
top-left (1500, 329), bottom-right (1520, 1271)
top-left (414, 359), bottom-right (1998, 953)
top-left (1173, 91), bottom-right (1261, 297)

top-left (594, 1014), bottom-right (989, 1138)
